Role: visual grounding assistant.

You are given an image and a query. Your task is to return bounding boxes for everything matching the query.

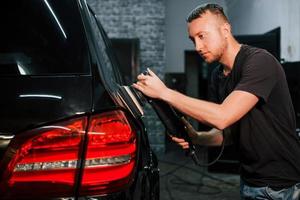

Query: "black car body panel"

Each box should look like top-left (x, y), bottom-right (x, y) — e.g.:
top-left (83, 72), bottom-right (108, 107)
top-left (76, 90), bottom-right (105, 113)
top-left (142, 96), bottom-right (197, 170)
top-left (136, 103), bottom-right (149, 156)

top-left (0, 76), bottom-right (94, 134)
top-left (0, 0), bottom-right (159, 199)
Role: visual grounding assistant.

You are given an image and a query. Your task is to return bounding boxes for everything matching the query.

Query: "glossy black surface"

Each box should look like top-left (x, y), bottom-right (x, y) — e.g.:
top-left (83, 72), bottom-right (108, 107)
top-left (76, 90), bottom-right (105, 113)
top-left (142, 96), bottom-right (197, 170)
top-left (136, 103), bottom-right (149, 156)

top-left (0, 0), bottom-right (90, 75)
top-left (0, 75), bottom-right (93, 133)
top-left (0, 0), bottom-right (159, 199)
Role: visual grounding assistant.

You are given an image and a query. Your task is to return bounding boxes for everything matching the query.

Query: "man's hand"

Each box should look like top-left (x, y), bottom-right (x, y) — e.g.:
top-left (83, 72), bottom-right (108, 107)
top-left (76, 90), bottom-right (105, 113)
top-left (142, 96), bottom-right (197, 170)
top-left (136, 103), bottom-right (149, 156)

top-left (171, 118), bottom-right (224, 149)
top-left (132, 68), bottom-right (168, 99)
top-left (171, 136), bottom-right (190, 149)
top-left (170, 117), bottom-right (200, 149)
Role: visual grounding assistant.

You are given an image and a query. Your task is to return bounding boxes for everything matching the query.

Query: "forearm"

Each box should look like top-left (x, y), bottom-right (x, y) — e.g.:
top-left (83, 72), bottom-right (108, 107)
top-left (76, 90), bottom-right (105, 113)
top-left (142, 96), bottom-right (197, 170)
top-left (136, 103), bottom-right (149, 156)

top-left (134, 69), bottom-right (258, 130)
top-left (161, 88), bottom-right (227, 129)
top-left (192, 128), bottom-right (223, 146)
top-left (191, 128), bottom-right (233, 146)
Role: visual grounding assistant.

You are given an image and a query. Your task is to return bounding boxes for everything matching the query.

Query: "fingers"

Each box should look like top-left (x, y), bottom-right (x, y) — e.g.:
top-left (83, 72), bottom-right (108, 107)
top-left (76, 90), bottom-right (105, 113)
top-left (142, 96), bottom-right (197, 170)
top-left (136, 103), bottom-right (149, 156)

top-left (137, 68), bottom-right (156, 80)
top-left (136, 70), bottom-right (152, 87)
top-left (179, 142), bottom-right (190, 149)
top-left (132, 82), bottom-right (144, 92)
top-left (134, 68), bottom-right (165, 99)
top-left (137, 73), bottom-right (148, 81)
top-left (147, 68), bottom-right (157, 77)
top-left (171, 137), bottom-right (185, 143)
top-left (171, 136), bottom-right (189, 149)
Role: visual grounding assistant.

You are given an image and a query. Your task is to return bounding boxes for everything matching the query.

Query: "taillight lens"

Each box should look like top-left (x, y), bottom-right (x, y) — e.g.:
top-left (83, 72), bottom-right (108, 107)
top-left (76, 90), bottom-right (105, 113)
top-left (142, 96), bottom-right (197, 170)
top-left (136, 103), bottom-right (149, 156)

top-left (0, 117), bottom-right (87, 198)
top-left (79, 110), bottom-right (136, 196)
top-left (0, 110), bottom-right (137, 198)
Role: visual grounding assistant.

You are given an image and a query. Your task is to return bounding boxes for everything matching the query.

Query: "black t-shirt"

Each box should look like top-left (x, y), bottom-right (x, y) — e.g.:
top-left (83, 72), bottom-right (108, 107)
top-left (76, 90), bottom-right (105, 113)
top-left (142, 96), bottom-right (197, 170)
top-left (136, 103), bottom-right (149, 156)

top-left (209, 44), bottom-right (300, 188)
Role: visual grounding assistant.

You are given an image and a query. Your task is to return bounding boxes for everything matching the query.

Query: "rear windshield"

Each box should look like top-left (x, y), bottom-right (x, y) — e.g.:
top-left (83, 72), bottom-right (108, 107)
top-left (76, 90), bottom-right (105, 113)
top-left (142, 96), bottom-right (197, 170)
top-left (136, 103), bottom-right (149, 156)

top-left (0, 0), bottom-right (90, 76)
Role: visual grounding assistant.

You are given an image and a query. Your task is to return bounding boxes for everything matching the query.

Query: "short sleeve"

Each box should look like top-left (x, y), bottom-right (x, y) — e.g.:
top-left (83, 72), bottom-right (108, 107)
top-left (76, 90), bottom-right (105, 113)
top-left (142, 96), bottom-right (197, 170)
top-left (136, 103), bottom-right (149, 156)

top-left (234, 51), bottom-right (278, 103)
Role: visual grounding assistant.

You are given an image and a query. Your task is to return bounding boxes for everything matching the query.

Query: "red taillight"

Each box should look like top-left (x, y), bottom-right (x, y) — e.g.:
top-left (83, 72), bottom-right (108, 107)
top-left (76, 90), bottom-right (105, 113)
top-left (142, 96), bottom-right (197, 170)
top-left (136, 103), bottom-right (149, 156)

top-left (0, 117), bottom-right (87, 198)
top-left (79, 110), bottom-right (136, 196)
top-left (0, 110), bottom-right (137, 198)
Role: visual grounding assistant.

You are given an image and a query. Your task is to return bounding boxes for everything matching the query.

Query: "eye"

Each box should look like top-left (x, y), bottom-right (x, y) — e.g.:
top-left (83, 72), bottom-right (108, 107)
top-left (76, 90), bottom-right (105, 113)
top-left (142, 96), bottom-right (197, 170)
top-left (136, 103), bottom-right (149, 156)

top-left (199, 34), bottom-right (205, 40)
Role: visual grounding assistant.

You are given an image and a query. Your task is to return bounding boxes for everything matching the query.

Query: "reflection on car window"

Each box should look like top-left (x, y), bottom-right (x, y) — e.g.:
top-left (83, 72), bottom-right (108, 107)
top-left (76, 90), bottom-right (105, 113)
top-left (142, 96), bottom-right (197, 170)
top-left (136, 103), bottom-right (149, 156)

top-left (88, 10), bottom-right (123, 90)
top-left (0, 0), bottom-right (90, 76)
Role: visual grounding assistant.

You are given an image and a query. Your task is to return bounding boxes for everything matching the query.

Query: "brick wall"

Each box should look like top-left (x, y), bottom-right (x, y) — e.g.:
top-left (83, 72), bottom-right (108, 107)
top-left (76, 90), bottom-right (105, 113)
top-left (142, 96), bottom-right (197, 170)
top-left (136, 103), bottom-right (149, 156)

top-left (87, 0), bottom-right (166, 154)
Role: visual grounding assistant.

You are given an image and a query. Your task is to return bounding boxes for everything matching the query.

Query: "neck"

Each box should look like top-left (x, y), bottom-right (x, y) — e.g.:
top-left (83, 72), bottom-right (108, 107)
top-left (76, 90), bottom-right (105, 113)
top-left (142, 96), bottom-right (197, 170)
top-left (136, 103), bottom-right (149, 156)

top-left (219, 37), bottom-right (241, 72)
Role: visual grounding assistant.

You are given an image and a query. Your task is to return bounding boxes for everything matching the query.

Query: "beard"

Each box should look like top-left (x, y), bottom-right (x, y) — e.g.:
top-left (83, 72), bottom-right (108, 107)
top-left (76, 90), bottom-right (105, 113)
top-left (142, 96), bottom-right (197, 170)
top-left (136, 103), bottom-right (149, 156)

top-left (201, 52), bottom-right (221, 64)
top-left (206, 42), bottom-right (227, 64)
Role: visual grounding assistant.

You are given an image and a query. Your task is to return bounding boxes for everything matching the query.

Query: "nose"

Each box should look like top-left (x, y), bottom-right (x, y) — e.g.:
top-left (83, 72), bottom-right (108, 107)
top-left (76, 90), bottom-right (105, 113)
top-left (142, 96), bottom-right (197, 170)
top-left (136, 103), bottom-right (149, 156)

top-left (195, 39), bottom-right (204, 53)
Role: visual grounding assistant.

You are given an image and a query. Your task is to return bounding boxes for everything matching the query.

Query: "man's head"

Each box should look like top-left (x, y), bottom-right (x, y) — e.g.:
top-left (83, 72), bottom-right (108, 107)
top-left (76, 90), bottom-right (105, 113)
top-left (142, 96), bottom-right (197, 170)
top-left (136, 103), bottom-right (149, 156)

top-left (186, 3), bottom-right (228, 23)
top-left (187, 3), bottom-right (232, 63)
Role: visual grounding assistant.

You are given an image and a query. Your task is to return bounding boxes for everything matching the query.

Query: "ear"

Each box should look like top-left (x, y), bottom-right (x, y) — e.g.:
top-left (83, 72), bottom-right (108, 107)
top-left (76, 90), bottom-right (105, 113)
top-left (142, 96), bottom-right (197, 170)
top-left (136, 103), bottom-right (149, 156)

top-left (222, 22), bottom-right (231, 38)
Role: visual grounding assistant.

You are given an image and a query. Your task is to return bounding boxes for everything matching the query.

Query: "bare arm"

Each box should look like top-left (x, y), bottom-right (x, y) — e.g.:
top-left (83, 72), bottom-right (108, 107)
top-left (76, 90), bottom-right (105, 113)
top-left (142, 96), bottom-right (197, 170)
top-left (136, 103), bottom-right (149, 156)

top-left (133, 69), bottom-right (258, 130)
top-left (171, 128), bottom-right (223, 149)
top-left (172, 118), bottom-right (234, 149)
top-left (162, 88), bottom-right (258, 130)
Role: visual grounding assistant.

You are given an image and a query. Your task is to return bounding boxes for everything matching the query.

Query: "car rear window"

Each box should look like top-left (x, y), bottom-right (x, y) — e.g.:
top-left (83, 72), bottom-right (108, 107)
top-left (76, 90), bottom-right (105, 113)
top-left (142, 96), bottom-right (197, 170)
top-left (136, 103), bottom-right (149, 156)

top-left (0, 0), bottom-right (90, 76)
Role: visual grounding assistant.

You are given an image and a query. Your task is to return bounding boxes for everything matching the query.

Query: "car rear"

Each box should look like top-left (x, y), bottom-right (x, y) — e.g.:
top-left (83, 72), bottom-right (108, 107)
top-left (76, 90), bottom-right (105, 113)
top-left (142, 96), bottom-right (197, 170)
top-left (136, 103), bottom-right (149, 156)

top-left (0, 0), bottom-right (159, 199)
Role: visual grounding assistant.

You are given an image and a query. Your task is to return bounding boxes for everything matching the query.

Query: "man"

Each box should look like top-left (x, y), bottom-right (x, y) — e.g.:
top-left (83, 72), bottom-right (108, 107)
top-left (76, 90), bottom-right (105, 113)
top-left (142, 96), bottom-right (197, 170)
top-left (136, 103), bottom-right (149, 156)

top-left (133, 3), bottom-right (300, 200)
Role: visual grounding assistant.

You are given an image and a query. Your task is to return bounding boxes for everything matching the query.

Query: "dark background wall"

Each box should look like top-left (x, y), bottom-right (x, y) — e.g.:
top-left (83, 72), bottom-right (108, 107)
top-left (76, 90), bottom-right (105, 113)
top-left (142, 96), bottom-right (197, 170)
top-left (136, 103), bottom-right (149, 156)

top-left (87, 0), bottom-right (166, 154)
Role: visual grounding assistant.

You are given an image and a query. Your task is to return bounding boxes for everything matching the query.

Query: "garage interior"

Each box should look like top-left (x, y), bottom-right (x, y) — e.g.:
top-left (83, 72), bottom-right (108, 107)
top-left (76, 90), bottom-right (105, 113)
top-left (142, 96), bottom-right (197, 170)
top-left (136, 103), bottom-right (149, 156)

top-left (90, 0), bottom-right (300, 199)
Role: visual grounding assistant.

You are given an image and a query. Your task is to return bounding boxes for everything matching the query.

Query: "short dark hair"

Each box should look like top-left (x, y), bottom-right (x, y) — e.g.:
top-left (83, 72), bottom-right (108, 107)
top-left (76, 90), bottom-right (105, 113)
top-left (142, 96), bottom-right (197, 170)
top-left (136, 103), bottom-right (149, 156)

top-left (186, 3), bottom-right (228, 23)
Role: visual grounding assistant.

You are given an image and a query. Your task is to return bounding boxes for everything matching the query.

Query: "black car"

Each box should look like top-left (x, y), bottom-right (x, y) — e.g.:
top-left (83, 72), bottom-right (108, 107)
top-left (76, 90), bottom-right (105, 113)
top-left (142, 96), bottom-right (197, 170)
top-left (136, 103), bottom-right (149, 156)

top-left (0, 0), bottom-right (159, 199)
